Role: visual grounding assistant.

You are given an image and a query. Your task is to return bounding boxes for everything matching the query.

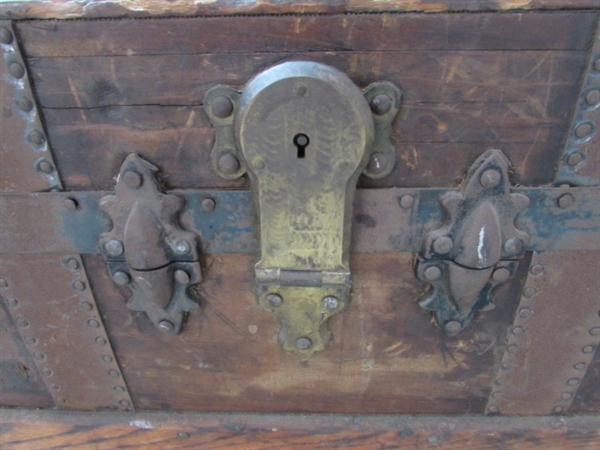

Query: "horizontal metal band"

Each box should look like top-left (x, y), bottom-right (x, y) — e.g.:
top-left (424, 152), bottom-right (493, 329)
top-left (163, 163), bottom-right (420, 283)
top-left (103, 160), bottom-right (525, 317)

top-left (1, 187), bottom-right (598, 254)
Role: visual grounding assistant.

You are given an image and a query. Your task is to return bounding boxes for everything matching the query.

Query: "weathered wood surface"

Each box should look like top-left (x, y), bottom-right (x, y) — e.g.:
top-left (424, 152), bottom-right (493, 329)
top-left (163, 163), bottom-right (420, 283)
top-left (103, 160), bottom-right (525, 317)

top-left (1, 409), bottom-right (599, 450)
top-left (17, 13), bottom-right (595, 190)
top-left (1, 0), bottom-right (599, 20)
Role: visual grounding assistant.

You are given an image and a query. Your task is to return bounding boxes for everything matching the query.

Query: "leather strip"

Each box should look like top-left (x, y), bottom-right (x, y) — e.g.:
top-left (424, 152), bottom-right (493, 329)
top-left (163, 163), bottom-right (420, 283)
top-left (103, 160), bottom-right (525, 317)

top-left (486, 251), bottom-right (600, 415)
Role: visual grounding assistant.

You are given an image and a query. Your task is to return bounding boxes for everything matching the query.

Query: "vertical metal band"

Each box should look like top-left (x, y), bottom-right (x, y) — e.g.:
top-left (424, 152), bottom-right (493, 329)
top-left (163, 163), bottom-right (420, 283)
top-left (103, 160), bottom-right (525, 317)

top-left (0, 255), bottom-right (133, 410)
top-left (555, 20), bottom-right (600, 186)
top-left (0, 21), bottom-right (62, 192)
top-left (486, 251), bottom-right (600, 415)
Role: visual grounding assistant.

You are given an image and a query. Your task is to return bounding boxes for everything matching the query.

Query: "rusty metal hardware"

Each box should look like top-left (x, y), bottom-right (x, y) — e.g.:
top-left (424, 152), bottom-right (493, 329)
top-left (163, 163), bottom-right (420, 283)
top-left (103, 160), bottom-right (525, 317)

top-left (416, 149), bottom-right (530, 336)
top-left (204, 61), bottom-right (401, 356)
top-left (99, 154), bottom-right (202, 335)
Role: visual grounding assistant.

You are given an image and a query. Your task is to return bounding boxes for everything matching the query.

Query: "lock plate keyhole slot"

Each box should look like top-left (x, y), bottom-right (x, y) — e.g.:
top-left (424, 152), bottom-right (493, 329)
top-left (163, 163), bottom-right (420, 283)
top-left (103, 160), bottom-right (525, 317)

top-left (293, 133), bottom-right (309, 159)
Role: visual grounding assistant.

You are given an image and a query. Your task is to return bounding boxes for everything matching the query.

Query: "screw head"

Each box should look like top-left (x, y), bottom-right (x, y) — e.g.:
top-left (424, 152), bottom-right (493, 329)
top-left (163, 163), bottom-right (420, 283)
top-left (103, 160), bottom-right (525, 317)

top-left (123, 171), bottom-right (142, 189)
top-left (432, 236), bottom-right (453, 254)
top-left (29, 130), bottom-right (45, 145)
top-left (159, 320), bottom-right (174, 332)
top-left (557, 193), bottom-right (574, 209)
top-left (370, 94), bottom-right (392, 115)
top-left (322, 296), bottom-right (339, 310)
top-left (295, 337), bottom-right (312, 350)
top-left (366, 152), bottom-right (389, 175)
top-left (201, 198), bottom-right (216, 211)
top-left (585, 89), bottom-right (600, 106)
top-left (503, 238), bottom-right (523, 255)
top-left (399, 194), bottom-right (414, 209)
top-left (171, 240), bottom-right (190, 255)
top-left (217, 152), bottom-right (241, 175)
top-left (492, 267), bottom-right (511, 283)
top-left (174, 269), bottom-right (190, 285)
top-left (112, 271), bottom-right (130, 286)
top-left (444, 320), bottom-right (462, 334)
top-left (0, 278), bottom-right (8, 288)
top-left (17, 97), bottom-right (34, 112)
top-left (8, 62), bottom-right (25, 79)
top-left (0, 27), bottom-right (13, 45)
top-left (566, 152), bottom-right (583, 166)
top-left (574, 122), bottom-right (593, 139)
top-left (423, 265), bottom-right (442, 281)
top-left (37, 160), bottom-right (53, 174)
top-left (266, 293), bottom-right (283, 308)
top-left (480, 169), bottom-right (501, 188)
top-left (211, 96), bottom-right (234, 118)
top-left (105, 240), bottom-right (124, 257)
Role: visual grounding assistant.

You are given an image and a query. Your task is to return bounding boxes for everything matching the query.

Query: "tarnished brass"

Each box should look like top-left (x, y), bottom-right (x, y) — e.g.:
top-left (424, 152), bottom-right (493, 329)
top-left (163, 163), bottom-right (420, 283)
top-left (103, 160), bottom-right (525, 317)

top-left (205, 61), bottom-right (401, 356)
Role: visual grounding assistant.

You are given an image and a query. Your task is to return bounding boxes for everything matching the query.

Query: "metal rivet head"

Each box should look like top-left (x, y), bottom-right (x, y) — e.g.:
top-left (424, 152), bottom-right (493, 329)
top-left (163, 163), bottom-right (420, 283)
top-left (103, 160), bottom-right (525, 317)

top-left (23, 335), bottom-right (37, 345)
top-left (518, 307), bottom-right (532, 319)
top-left (105, 239), bottom-right (124, 257)
top-left (589, 327), bottom-right (600, 336)
top-left (585, 89), bottom-right (600, 106)
top-left (582, 345), bottom-right (595, 354)
top-left (492, 267), bottom-right (511, 283)
top-left (0, 278), bottom-right (7, 289)
top-left (201, 198), bottom-right (216, 211)
top-left (51, 384), bottom-right (60, 391)
top-left (424, 265), bottom-right (442, 281)
top-left (66, 258), bottom-right (79, 270)
top-left (72, 280), bottom-right (86, 291)
top-left (9, 62), bottom-right (25, 79)
top-left (503, 238), bottom-right (523, 255)
top-left (566, 152), bottom-right (583, 167)
top-left (37, 160), bottom-right (53, 174)
top-left (491, 392), bottom-right (502, 399)
top-left (432, 236), bottom-right (453, 254)
top-left (507, 344), bottom-right (519, 354)
top-left (15, 317), bottom-right (29, 328)
top-left (370, 94), bottom-right (392, 115)
top-left (178, 432), bottom-right (191, 439)
top-left (41, 368), bottom-right (52, 377)
top-left (366, 152), bottom-right (388, 175)
top-left (480, 169), bottom-right (501, 188)
top-left (217, 152), bottom-right (241, 174)
top-left (87, 319), bottom-right (100, 329)
top-left (95, 336), bottom-right (107, 346)
top-left (566, 378), bottom-right (581, 387)
top-left (512, 326), bottom-right (525, 336)
top-left (553, 406), bottom-right (564, 414)
top-left (108, 369), bottom-right (120, 378)
top-left (112, 271), bottom-right (130, 286)
top-left (295, 337), bottom-right (312, 351)
top-left (63, 198), bottom-right (78, 211)
top-left (523, 287), bottom-right (537, 298)
top-left (322, 296), bottom-right (339, 310)
top-left (488, 405), bottom-right (500, 414)
top-left (159, 320), bottom-right (174, 332)
top-left (399, 194), bottom-right (414, 209)
top-left (57, 398), bottom-right (67, 405)
top-left (102, 355), bottom-right (113, 363)
top-left (557, 194), bottom-right (574, 209)
top-left (79, 301), bottom-right (93, 312)
top-left (171, 240), bottom-right (190, 255)
top-left (33, 351), bottom-right (46, 361)
top-left (444, 320), bottom-right (462, 334)
top-left (29, 130), bottom-right (45, 146)
top-left (6, 298), bottom-right (18, 308)
top-left (529, 264), bottom-right (544, 276)
top-left (561, 392), bottom-right (572, 400)
top-left (123, 171), bottom-right (142, 189)
top-left (0, 27), bottom-right (13, 44)
top-left (266, 293), bottom-right (283, 308)
top-left (211, 96), bottom-right (234, 118)
top-left (574, 122), bottom-right (593, 139)
top-left (114, 385), bottom-right (125, 392)
top-left (17, 97), bottom-right (34, 112)
top-left (119, 400), bottom-right (131, 407)
top-left (174, 269), bottom-right (190, 285)
top-left (501, 362), bottom-right (512, 371)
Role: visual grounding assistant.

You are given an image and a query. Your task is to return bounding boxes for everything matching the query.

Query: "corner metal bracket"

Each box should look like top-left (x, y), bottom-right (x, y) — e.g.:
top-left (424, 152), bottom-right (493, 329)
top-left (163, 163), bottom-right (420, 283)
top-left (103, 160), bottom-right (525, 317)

top-left (416, 149), bottom-right (530, 336)
top-left (205, 61), bottom-right (401, 357)
top-left (100, 154), bottom-right (202, 335)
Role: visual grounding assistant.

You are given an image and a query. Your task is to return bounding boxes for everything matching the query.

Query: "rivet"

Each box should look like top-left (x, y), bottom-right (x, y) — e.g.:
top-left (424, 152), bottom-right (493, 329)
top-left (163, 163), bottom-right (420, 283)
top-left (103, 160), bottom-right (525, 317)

top-left (322, 296), bottom-right (339, 310)
top-left (523, 287), bottom-right (537, 298)
top-left (37, 160), bottom-right (53, 174)
top-left (41, 368), bottom-right (53, 377)
top-left (23, 335), bottom-right (37, 345)
top-left (79, 301), bottom-right (93, 312)
top-left (254, 159), bottom-right (265, 170)
top-left (518, 307), bottom-right (532, 319)
top-left (295, 337), bottom-right (312, 350)
top-left (589, 327), bottom-right (600, 336)
top-left (123, 171), bottom-right (142, 189)
top-left (501, 362), bottom-right (513, 371)
top-left (574, 362), bottom-right (587, 371)
top-left (29, 131), bottom-right (45, 146)
top-left (102, 355), bottom-right (113, 363)
top-left (108, 369), bottom-right (120, 378)
top-left (57, 398), bottom-right (67, 405)
top-left (201, 198), bottom-right (216, 211)
top-left (553, 406), bottom-right (564, 414)
top-left (557, 194), bottom-right (574, 209)
top-left (0, 278), bottom-right (7, 288)
top-left (266, 293), bottom-right (283, 308)
top-left (63, 198), bottom-right (78, 211)
top-left (66, 258), bottom-right (80, 270)
top-left (426, 435), bottom-right (440, 444)
top-left (17, 97), bottom-right (34, 112)
top-left (174, 269), bottom-right (190, 285)
top-left (585, 89), bottom-right (600, 106)
top-left (158, 320), bottom-right (174, 332)
top-left (561, 392), bottom-right (573, 400)
top-left (566, 152), bottom-right (583, 167)
top-left (492, 267), bottom-right (511, 283)
top-left (566, 378), bottom-right (581, 387)
top-left (114, 385), bottom-right (125, 393)
top-left (51, 384), bottom-right (60, 391)
top-left (87, 319), bottom-right (100, 329)
top-left (295, 83), bottom-right (308, 97)
top-left (6, 298), bottom-right (19, 308)
top-left (15, 317), bottom-right (29, 328)
top-left (217, 152), bottom-right (240, 174)
top-left (529, 264), bottom-right (544, 276)
top-left (432, 236), bottom-right (453, 254)
top-left (33, 351), bottom-right (46, 361)
top-left (582, 345), bottom-right (595, 354)
top-left (480, 169), bottom-right (501, 188)
top-left (72, 280), bottom-right (86, 291)
top-left (95, 336), bottom-right (107, 346)
top-left (171, 240), bottom-right (190, 255)
top-left (366, 152), bottom-right (388, 175)
top-left (444, 320), bottom-right (462, 334)
top-left (112, 271), bottom-right (130, 286)
top-left (370, 94), bottom-right (392, 115)
top-left (8, 62), bottom-right (25, 79)
top-left (211, 96), bottom-right (234, 118)
top-left (0, 27), bottom-right (13, 44)
top-left (512, 326), bottom-right (525, 336)
top-left (424, 265), bottom-right (442, 281)
top-left (507, 344), bottom-right (519, 354)
top-left (119, 400), bottom-right (131, 407)
top-left (494, 378), bottom-right (504, 387)
top-left (105, 239), bottom-right (124, 257)
top-left (574, 122), bottom-right (593, 139)
top-left (488, 405), bottom-right (500, 413)
top-left (503, 238), bottom-right (523, 255)
top-left (491, 392), bottom-right (502, 399)
top-left (399, 194), bottom-right (414, 209)
top-left (178, 432), bottom-right (191, 439)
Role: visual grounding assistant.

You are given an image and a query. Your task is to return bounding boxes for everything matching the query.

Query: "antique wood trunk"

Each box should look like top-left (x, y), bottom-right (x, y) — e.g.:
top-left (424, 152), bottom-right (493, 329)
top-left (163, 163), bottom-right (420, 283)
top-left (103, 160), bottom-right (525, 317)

top-left (0, 1), bottom-right (599, 448)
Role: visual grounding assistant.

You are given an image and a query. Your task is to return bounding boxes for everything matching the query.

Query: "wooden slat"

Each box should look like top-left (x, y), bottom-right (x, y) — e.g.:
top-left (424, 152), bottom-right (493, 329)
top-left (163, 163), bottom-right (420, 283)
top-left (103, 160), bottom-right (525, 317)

top-left (1, 409), bottom-right (599, 450)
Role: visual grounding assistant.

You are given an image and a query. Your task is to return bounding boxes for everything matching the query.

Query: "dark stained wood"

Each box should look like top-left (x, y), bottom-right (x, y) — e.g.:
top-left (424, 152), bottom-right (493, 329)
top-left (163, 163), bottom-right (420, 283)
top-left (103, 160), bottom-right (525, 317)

top-left (1, 409), bottom-right (599, 450)
top-left (84, 251), bottom-right (529, 414)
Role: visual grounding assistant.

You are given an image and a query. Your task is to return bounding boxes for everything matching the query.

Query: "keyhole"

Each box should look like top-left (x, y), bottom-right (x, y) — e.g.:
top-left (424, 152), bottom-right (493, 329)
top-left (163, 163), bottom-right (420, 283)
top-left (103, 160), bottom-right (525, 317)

top-left (293, 133), bottom-right (310, 159)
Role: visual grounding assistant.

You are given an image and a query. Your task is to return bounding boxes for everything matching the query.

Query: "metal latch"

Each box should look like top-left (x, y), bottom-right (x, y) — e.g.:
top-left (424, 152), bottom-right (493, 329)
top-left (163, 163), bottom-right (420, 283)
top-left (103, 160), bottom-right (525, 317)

top-left (205, 61), bottom-right (401, 356)
top-left (100, 154), bottom-right (202, 335)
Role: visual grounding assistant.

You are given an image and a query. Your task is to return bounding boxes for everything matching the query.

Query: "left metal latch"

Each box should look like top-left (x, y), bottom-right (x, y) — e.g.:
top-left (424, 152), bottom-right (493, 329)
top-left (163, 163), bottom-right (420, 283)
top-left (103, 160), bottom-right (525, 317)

top-left (100, 154), bottom-right (202, 334)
